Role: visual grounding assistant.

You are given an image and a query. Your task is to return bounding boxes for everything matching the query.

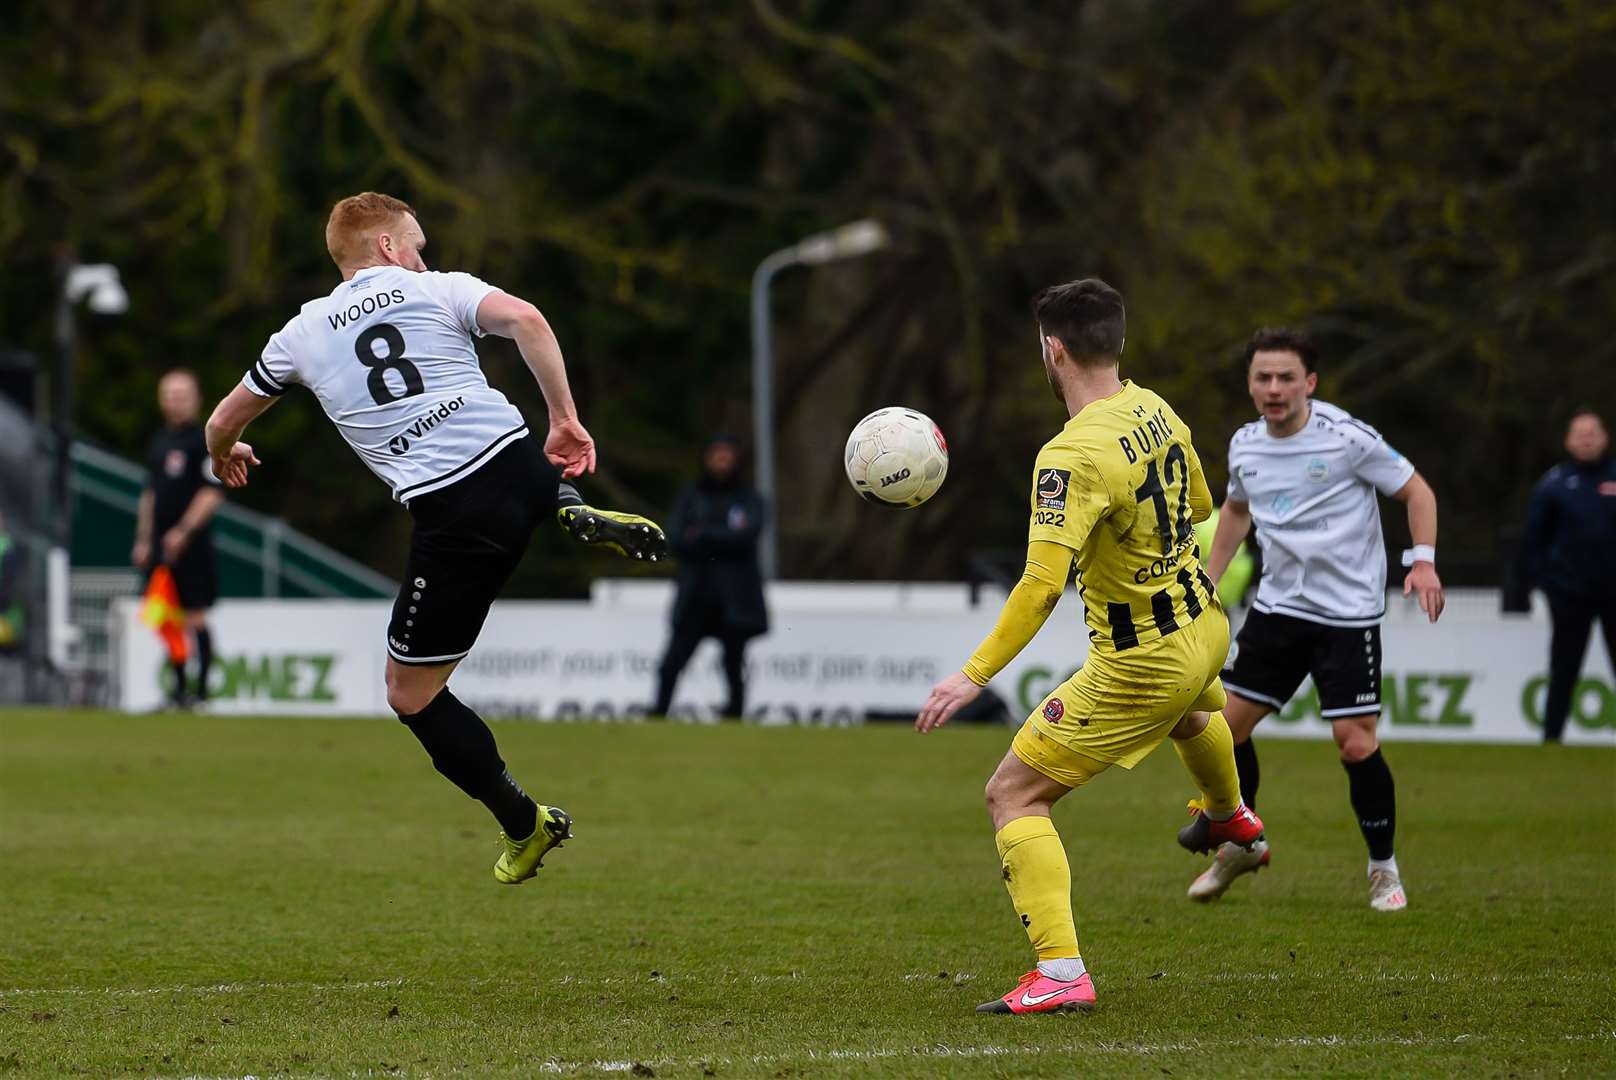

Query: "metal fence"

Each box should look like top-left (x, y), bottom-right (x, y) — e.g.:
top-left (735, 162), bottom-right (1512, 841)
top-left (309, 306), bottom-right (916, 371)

top-left (55, 442), bottom-right (398, 705)
top-left (63, 567), bottom-right (138, 706)
top-left (69, 442), bottom-right (395, 600)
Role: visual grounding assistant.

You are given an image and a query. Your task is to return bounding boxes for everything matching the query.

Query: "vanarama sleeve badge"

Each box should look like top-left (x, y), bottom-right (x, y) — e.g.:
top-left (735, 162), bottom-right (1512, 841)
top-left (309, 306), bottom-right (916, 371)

top-left (1036, 468), bottom-right (1070, 510)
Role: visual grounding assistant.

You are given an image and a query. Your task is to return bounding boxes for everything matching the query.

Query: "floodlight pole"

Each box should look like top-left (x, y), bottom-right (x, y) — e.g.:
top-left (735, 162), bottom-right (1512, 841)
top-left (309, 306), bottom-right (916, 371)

top-left (37, 257), bottom-right (126, 700)
top-left (749, 249), bottom-right (793, 584)
top-left (51, 257), bottom-right (80, 553)
top-left (750, 220), bottom-right (887, 580)
top-left (51, 260), bottom-right (128, 547)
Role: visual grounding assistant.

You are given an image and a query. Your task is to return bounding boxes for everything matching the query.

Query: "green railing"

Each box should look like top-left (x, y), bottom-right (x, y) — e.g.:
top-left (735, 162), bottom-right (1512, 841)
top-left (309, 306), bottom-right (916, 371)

top-left (70, 442), bottom-right (394, 599)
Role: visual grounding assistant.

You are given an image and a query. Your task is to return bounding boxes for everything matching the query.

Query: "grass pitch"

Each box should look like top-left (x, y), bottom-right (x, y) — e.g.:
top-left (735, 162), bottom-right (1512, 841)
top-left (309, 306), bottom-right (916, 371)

top-left (1, 710), bottom-right (1613, 1079)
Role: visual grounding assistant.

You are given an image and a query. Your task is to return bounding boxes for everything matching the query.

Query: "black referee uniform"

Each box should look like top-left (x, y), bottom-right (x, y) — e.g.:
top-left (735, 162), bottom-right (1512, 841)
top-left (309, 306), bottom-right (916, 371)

top-left (143, 421), bottom-right (221, 700)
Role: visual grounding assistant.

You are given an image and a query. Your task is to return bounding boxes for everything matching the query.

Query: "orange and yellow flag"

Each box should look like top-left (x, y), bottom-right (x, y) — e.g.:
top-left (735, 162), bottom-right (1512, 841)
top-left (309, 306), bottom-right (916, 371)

top-left (140, 566), bottom-right (189, 664)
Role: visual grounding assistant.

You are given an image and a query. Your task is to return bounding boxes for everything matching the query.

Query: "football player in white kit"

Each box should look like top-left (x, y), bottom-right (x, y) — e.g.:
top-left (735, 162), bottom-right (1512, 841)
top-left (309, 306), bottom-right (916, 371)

top-left (204, 193), bottom-right (665, 885)
top-left (1196, 328), bottom-right (1445, 911)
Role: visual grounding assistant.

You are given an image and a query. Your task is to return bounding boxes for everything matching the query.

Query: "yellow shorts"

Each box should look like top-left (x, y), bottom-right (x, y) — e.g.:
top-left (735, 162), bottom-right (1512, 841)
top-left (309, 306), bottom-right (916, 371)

top-left (1012, 608), bottom-right (1230, 787)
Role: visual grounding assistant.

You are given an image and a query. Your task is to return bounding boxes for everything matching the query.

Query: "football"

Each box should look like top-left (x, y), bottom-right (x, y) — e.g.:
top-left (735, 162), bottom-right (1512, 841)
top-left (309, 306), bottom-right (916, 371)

top-left (843, 406), bottom-right (949, 507)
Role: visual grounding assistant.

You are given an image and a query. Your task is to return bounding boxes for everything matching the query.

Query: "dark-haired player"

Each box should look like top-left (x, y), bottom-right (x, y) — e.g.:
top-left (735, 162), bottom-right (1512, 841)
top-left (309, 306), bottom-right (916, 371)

top-left (1196, 327), bottom-right (1444, 911)
top-left (204, 192), bottom-right (665, 885)
top-left (916, 278), bottom-right (1263, 1015)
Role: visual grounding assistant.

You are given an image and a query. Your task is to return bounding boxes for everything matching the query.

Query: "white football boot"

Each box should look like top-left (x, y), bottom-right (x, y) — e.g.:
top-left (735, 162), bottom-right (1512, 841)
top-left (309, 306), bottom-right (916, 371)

top-left (1187, 837), bottom-right (1270, 901)
top-left (1368, 867), bottom-right (1408, 912)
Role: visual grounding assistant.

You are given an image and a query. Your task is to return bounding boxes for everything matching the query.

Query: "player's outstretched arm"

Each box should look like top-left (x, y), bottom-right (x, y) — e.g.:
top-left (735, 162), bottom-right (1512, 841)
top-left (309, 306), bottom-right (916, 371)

top-left (1186, 442), bottom-right (1215, 524)
top-left (1205, 498), bottom-right (1251, 584)
top-left (916, 540), bottom-right (1074, 733)
top-left (477, 291), bottom-right (596, 478)
top-left (204, 384), bottom-right (273, 488)
top-left (1393, 471), bottom-right (1444, 622)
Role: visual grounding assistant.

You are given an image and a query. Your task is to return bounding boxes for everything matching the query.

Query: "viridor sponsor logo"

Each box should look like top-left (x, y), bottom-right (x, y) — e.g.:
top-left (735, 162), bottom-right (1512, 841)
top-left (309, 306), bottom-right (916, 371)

top-left (389, 396), bottom-right (465, 456)
top-left (158, 654), bottom-right (339, 703)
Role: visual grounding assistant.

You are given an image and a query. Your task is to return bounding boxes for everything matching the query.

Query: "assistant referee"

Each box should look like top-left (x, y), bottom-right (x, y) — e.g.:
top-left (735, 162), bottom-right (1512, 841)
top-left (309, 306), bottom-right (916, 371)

top-left (133, 369), bottom-right (224, 709)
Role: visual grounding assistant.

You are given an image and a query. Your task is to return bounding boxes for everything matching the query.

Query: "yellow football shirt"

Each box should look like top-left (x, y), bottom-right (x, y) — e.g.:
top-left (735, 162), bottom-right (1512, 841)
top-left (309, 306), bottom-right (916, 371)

top-left (1028, 380), bottom-right (1217, 652)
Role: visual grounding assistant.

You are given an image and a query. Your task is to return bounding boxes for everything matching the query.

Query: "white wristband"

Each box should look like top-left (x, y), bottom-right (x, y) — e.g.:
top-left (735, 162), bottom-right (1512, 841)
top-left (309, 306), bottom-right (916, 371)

top-left (1401, 545), bottom-right (1436, 567)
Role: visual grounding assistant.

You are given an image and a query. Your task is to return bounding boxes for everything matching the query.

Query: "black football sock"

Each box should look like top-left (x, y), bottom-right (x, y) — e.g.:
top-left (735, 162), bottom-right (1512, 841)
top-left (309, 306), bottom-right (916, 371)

top-left (484, 769), bottom-right (540, 840)
top-left (193, 626), bottom-right (213, 702)
top-left (1232, 737), bottom-right (1260, 810)
top-left (168, 659), bottom-right (188, 704)
top-left (1343, 748), bottom-right (1396, 861)
top-left (399, 688), bottom-right (537, 838)
top-left (556, 482), bottom-right (584, 510)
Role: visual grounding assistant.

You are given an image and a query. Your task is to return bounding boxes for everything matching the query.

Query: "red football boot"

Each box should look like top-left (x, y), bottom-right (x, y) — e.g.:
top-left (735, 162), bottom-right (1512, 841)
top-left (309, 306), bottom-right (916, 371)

top-left (1177, 802), bottom-right (1265, 855)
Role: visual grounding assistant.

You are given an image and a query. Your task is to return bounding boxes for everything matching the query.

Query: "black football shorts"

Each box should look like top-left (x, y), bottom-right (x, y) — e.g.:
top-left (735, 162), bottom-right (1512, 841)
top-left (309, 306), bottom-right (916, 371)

top-left (386, 436), bottom-right (559, 666)
top-left (1220, 607), bottom-right (1382, 719)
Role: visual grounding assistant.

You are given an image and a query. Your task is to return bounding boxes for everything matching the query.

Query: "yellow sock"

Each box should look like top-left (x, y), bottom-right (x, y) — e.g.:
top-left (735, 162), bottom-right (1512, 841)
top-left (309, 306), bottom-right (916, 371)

top-left (1172, 710), bottom-right (1241, 815)
top-left (994, 816), bottom-right (1079, 961)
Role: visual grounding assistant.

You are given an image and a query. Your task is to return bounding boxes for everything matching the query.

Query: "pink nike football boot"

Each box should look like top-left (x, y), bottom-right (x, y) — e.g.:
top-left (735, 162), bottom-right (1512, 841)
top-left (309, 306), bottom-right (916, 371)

top-left (976, 970), bottom-right (1097, 1014)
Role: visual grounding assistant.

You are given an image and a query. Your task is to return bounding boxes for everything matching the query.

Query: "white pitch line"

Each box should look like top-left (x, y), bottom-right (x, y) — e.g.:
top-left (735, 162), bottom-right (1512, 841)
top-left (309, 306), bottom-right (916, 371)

top-left (1205, 970), bottom-right (1614, 985)
top-left (4, 972), bottom-right (845, 999)
top-left (0, 977), bottom-right (408, 999)
top-left (9, 966), bottom-right (1611, 1001)
top-left (533, 1030), bottom-right (1616, 1076)
top-left (11, 962), bottom-right (1614, 1004)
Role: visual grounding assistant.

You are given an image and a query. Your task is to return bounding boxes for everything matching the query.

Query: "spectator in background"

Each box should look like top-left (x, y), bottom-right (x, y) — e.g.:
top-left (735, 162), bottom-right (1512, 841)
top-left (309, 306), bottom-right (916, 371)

top-left (1523, 409), bottom-right (1616, 743)
top-left (652, 435), bottom-right (768, 720)
top-left (132, 369), bottom-right (224, 709)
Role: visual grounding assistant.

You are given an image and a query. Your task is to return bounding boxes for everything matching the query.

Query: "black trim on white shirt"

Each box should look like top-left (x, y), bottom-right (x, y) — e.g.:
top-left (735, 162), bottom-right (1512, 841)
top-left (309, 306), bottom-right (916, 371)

top-left (395, 425), bottom-right (529, 502)
top-left (1252, 599), bottom-right (1385, 629)
top-left (246, 363), bottom-right (288, 397)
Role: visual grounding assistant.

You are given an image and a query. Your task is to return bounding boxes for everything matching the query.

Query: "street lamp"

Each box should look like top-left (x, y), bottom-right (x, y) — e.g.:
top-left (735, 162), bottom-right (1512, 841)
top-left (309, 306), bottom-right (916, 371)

top-left (52, 260), bottom-right (128, 546)
top-left (751, 219), bottom-right (888, 579)
top-left (38, 259), bottom-right (127, 695)
top-left (61, 264), bottom-right (130, 317)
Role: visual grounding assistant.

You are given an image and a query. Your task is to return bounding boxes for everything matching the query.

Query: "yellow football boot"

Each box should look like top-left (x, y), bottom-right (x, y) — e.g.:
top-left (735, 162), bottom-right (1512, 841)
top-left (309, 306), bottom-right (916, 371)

top-left (557, 505), bottom-right (666, 562)
top-left (493, 805), bottom-right (574, 885)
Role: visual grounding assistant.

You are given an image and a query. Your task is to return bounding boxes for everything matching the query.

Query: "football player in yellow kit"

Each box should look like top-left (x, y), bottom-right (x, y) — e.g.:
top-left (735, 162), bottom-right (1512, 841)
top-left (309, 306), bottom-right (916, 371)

top-left (916, 279), bottom-right (1264, 1015)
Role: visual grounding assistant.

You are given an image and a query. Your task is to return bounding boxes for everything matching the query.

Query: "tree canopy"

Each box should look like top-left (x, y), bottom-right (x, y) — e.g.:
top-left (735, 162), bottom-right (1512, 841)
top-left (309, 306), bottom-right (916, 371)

top-left (3, 0), bottom-right (1611, 591)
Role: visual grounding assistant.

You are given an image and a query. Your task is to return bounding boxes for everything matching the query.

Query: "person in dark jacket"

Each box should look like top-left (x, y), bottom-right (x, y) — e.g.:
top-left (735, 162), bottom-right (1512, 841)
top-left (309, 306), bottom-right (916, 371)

top-left (134, 369), bottom-right (225, 708)
top-left (652, 435), bottom-right (768, 719)
top-left (1523, 409), bottom-right (1616, 742)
